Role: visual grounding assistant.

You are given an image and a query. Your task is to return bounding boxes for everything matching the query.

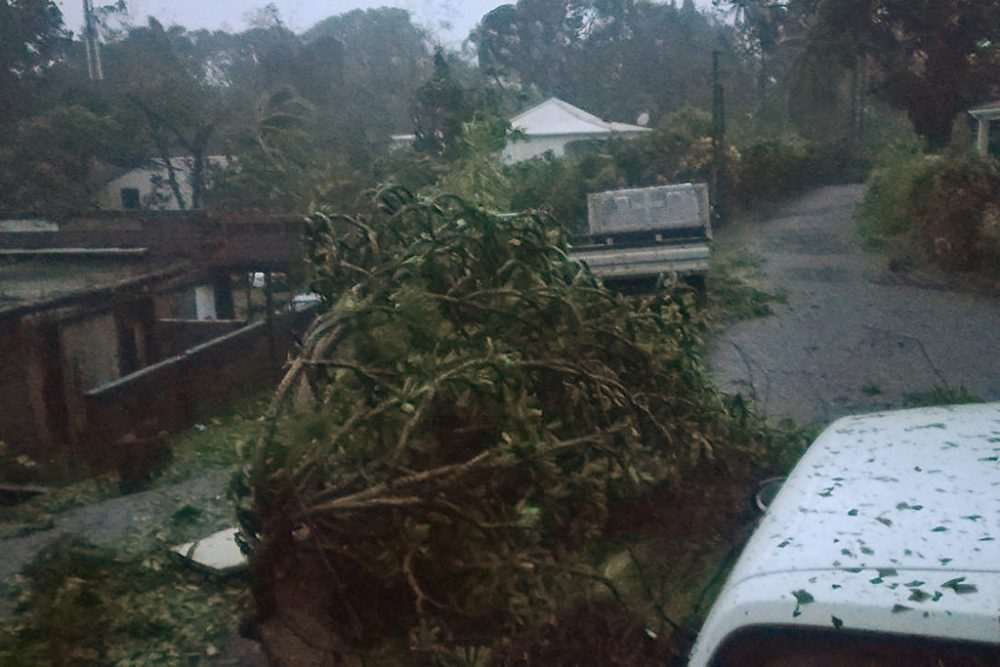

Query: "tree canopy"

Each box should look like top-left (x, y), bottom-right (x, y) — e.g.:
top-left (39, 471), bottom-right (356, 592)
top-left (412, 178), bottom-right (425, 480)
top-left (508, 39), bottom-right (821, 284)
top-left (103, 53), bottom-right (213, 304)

top-left (472, 0), bottom-right (752, 125)
top-left (0, 0), bottom-right (69, 125)
top-left (728, 0), bottom-right (1000, 148)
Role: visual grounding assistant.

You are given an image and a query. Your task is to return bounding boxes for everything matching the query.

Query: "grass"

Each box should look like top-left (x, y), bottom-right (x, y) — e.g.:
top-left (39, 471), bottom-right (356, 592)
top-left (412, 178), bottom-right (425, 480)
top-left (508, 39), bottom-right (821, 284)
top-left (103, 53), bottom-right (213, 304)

top-left (903, 385), bottom-right (981, 408)
top-left (860, 382), bottom-right (884, 396)
top-left (702, 249), bottom-right (786, 325)
top-left (154, 394), bottom-right (268, 486)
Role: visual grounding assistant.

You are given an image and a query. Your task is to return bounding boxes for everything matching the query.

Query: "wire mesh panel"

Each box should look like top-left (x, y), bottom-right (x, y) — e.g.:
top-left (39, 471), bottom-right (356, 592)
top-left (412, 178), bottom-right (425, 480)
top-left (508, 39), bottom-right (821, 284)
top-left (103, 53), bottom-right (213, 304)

top-left (586, 183), bottom-right (709, 236)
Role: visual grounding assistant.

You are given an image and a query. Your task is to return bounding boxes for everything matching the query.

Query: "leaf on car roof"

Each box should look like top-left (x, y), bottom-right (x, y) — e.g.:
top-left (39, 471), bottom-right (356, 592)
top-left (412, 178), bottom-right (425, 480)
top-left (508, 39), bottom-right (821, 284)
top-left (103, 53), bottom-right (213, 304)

top-left (792, 589), bottom-right (815, 605)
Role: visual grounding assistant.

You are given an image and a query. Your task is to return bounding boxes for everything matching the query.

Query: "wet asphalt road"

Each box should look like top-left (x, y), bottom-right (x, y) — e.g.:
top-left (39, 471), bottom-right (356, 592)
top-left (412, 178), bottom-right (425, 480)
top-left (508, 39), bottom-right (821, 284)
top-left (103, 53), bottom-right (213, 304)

top-left (709, 184), bottom-right (1000, 426)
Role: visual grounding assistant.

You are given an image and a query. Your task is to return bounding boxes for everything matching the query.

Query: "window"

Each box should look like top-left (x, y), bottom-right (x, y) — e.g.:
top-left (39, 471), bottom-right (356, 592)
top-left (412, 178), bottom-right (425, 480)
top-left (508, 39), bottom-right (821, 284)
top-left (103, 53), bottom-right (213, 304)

top-left (120, 187), bottom-right (141, 209)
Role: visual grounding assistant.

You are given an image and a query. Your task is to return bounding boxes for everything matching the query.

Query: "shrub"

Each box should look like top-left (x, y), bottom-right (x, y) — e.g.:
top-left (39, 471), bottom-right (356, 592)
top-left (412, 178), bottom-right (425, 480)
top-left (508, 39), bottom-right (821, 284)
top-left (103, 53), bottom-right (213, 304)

top-left (730, 137), bottom-right (869, 211)
top-left (857, 148), bottom-right (926, 245)
top-left (860, 152), bottom-right (1000, 272)
top-left (505, 111), bottom-right (869, 234)
top-left (235, 186), bottom-right (775, 662)
top-left (908, 154), bottom-right (1000, 271)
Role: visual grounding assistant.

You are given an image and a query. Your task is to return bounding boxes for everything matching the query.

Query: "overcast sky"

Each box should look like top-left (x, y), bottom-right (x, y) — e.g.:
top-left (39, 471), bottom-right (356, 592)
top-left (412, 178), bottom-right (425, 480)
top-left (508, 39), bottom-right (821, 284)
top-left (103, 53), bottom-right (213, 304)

top-left (57, 1), bottom-right (720, 46)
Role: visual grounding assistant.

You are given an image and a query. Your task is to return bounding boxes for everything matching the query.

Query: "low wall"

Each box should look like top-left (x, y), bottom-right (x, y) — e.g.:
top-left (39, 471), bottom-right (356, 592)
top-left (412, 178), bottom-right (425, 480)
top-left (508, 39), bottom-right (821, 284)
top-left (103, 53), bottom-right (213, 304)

top-left (83, 308), bottom-right (315, 452)
top-left (157, 319), bottom-right (245, 357)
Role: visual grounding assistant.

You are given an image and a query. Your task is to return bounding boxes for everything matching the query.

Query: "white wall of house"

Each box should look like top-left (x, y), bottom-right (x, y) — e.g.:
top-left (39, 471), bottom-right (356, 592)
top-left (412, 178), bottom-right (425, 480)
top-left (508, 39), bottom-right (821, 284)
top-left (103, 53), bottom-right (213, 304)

top-left (502, 133), bottom-right (618, 163)
top-left (501, 98), bottom-right (650, 165)
top-left (97, 157), bottom-right (227, 211)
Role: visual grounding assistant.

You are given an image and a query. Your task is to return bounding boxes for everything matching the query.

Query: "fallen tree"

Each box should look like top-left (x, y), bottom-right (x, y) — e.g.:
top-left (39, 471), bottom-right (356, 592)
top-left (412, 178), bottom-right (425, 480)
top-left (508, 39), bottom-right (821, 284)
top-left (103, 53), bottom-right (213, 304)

top-left (235, 186), bottom-right (770, 664)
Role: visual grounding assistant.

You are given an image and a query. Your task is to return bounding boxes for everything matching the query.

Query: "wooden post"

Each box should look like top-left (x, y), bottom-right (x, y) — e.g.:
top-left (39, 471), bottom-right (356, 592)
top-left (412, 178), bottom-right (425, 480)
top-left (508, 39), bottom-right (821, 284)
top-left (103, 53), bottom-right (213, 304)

top-left (245, 274), bottom-right (253, 323)
top-left (265, 270), bottom-right (279, 382)
top-left (976, 118), bottom-right (990, 156)
top-left (711, 50), bottom-right (727, 226)
top-left (212, 270), bottom-right (236, 320)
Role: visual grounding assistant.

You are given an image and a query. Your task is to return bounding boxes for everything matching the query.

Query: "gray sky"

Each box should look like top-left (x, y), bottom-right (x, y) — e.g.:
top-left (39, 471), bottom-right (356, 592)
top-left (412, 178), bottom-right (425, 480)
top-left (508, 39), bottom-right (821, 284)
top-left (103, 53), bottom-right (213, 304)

top-left (58, 1), bottom-right (721, 46)
top-left (59, 1), bottom-right (531, 45)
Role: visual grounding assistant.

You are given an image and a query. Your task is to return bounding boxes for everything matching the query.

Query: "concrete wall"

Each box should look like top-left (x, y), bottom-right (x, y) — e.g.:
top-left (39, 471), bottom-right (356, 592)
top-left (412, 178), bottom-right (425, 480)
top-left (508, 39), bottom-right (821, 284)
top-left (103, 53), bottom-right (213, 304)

top-left (502, 132), bottom-right (649, 164)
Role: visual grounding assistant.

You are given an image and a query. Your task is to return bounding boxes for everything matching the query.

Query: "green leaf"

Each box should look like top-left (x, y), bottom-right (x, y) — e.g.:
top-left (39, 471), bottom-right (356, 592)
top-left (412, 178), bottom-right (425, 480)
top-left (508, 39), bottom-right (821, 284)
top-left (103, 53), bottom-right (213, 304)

top-left (791, 589), bottom-right (815, 605)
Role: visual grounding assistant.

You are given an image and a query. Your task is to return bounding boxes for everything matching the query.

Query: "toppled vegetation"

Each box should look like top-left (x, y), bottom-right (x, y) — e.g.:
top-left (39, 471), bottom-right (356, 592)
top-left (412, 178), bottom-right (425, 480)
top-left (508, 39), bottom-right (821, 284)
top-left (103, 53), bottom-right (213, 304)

top-left (0, 538), bottom-right (249, 666)
top-left (236, 187), bottom-right (801, 663)
top-left (860, 152), bottom-right (1000, 276)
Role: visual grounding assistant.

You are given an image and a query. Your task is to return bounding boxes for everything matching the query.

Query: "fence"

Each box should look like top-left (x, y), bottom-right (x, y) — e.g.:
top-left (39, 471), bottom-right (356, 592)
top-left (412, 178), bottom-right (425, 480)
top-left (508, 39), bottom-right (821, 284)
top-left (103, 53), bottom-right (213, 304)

top-left (83, 308), bottom-right (315, 452)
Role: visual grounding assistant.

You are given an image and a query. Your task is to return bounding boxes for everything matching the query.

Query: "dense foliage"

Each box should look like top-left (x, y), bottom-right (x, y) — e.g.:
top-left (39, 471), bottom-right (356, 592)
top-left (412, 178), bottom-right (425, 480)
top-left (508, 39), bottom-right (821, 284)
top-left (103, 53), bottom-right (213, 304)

top-left (235, 187), bottom-right (772, 660)
top-left (860, 152), bottom-right (1000, 273)
top-left (472, 0), bottom-right (756, 124)
top-left (0, 6), bottom-right (442, 214)
top-left (504, 108), bottom-right (869, 234)
top-left (727, 0), bottom-right (1000, 150)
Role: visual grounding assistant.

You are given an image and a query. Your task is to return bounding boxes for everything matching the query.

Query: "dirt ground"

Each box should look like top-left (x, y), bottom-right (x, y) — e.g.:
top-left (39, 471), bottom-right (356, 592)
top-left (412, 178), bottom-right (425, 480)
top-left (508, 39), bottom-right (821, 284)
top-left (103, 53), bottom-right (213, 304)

top-left (709, 184), bottom-right (1000, 425)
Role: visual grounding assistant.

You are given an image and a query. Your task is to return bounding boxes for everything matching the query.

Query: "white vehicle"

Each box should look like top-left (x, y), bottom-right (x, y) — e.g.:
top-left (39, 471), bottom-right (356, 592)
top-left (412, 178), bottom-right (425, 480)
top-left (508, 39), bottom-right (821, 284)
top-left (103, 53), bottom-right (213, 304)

top-left (689, 403), bottom-right (1000, 666)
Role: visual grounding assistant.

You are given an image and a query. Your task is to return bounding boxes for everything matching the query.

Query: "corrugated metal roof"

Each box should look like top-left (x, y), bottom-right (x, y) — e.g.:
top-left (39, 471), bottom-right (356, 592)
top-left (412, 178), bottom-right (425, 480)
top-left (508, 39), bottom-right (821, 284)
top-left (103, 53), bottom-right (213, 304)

top-left (509, 98), bottom-right (650, 137)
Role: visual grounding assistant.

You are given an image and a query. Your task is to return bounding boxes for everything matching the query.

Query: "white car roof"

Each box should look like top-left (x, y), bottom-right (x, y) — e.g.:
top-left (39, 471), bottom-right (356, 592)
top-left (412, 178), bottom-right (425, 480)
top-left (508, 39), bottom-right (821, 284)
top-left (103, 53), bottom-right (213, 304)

top-left (689, 403), bottom-right (1000, 666)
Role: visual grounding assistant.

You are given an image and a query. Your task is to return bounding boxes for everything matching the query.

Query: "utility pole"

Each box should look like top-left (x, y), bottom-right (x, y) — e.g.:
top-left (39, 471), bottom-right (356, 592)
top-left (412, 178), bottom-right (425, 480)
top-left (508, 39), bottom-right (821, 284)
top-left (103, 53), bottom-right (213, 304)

top-left (711, 50), bottom-right (726, 226)
top-left (83, 0), bottom-right (105, 81)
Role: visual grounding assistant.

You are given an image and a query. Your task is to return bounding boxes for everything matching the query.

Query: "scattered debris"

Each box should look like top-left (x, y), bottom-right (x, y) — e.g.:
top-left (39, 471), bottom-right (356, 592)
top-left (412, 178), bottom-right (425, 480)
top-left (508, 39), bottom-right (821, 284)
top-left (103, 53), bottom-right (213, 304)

top-left (173, 528), bottom-right (247, 575)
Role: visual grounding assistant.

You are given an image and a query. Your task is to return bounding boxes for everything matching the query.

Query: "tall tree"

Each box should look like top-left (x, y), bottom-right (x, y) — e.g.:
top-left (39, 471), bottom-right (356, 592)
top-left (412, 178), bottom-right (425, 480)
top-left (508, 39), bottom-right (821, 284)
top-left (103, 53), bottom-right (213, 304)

top-left (0, 0), bottom-right (69, 126)
top-left (472, 1), bottom-right (749, 125)
top-left (101, 19), bottom-right (226, 208)
top-left (808, 0), bottom-right (1000, 149)
top-left (411, 49), bottom-right (469, 156)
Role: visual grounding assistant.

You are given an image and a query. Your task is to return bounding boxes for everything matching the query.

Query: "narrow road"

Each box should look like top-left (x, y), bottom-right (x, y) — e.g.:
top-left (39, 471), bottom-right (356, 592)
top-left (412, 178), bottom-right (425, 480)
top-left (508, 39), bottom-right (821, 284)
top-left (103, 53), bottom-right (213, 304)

top-left (709, 184), bottom-right (1000, 425)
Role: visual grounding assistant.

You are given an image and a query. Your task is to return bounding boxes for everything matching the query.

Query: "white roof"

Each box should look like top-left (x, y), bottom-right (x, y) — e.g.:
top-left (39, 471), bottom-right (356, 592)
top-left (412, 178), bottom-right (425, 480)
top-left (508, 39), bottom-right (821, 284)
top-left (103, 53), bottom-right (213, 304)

top-left (970, 99), bottom-right (1000, 120)
top-left (690, 403), bottom-right (1000, 665)
top-left (509, 98), bottom-right (650, 137)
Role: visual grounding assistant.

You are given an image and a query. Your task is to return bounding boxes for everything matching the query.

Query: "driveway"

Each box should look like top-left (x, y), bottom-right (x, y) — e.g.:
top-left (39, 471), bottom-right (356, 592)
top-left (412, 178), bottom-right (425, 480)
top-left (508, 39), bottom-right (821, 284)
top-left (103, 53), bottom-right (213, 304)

top-left (709, 184), bottom-right (1000, 425)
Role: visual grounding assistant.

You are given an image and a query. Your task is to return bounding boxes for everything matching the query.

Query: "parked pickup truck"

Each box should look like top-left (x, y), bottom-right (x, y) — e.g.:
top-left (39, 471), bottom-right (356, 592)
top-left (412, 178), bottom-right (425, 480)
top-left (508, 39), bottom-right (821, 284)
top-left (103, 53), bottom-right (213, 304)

top-left (568, 183), bottom-right (712, 283)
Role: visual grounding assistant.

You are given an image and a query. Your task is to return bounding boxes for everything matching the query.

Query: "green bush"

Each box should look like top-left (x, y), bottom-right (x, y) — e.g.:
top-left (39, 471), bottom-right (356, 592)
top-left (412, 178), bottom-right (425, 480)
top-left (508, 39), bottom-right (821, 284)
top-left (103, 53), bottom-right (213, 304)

top-left (236, 186), bottom-right (782, 662)
top-left (730, 138), bottom-right (869, 211)
top-left (857, 148), bottom-right (926, 245)
top-left (860, 152), bottom-right (1000, 272)
top-left (506, 109), bottom-right (870, 232)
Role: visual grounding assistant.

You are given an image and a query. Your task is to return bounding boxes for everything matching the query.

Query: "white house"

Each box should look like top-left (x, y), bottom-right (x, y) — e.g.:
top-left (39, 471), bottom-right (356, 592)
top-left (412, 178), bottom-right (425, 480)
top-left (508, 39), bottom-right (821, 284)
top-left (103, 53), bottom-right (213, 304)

top-left (98, 156), bottom-right (228, 211)
top-left (389, 98), bottom-right (650, 164)
top-left (502, 97), bottom-right (650, 164)
top-left (969, 99), bottom-right (1000, 156)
